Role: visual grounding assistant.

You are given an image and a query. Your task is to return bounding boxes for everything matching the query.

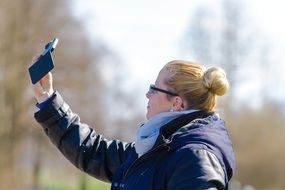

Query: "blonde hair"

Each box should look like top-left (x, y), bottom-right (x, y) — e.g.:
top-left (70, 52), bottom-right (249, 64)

top-left (163, 60), bottom-right (229, 111)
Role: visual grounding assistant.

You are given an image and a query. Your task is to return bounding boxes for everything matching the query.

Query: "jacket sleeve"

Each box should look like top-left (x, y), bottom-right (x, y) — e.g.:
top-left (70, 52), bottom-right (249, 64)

top-left (34, 91), bottom-right (135, 182)
top-left (167, 148), bottom-right (226, 190)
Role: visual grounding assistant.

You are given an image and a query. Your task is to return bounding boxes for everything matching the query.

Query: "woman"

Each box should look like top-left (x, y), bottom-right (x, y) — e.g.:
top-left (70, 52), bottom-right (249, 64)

top-left (32, 59), bottom-right (235, 190)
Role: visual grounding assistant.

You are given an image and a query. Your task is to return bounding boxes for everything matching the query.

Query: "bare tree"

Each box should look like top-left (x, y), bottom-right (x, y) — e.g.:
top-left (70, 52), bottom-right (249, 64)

top-left (183, 0), bottom-right (258, 93)
top-left (218, 0), bottom-right (252, 90)
top-left (0, 0), bottom-right (111, 189)
top-left (183, 6), bottom-right (216, 66)
top-left (181, 0), bottom-right (285, 189)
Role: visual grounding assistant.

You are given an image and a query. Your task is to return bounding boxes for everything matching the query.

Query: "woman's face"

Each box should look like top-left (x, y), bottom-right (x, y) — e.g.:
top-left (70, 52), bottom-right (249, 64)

top-left (145, 69), bottom-right (174, 119)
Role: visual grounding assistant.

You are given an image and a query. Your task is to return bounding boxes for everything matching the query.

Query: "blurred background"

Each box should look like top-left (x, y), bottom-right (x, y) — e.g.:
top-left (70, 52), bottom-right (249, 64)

top-left (0, 0), bottom-right (284, 189)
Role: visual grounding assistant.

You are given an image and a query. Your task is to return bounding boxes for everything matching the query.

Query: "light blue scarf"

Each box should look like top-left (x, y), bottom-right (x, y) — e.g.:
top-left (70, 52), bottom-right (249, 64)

top-left (135, 110), bottom-right (198, 157)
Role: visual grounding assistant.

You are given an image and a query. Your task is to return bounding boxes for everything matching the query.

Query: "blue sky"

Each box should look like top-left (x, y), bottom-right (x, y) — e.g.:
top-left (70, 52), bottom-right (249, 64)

top-left (72, 0), bottom-right (285, 108)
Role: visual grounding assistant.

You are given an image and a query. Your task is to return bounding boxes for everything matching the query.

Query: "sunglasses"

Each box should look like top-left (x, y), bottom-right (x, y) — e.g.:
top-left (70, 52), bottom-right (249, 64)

top-left (149, 84), bottom-right (178, 96)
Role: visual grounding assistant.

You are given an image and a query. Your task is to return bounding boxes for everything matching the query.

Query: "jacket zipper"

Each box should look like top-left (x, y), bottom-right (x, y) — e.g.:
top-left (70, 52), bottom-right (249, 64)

top-left (122, 137), bottom-right (172, 181)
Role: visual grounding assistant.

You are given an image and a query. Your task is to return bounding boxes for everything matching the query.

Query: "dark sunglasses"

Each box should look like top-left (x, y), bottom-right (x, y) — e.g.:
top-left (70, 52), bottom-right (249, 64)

top-left (149, 84), bottom-right (178, 96)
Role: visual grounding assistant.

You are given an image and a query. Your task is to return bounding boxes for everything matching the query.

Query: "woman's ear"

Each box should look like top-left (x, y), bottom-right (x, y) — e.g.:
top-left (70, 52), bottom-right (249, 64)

top-left (171, 96), bottom-right (184, 111)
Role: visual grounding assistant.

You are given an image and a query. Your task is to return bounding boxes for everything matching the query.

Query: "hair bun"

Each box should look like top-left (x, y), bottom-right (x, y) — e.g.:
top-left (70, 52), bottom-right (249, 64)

top-left (203, 67), bottom-right (229, 96)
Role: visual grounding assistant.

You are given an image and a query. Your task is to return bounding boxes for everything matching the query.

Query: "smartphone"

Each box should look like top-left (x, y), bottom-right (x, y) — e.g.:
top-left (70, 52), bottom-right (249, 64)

top-left (29, 38), bottom-right (59, 84)
top-left (41, 38), bottom-right (58, 56)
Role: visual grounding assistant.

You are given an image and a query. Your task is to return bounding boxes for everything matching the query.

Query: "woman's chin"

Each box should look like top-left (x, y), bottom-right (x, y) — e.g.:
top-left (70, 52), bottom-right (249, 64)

top-left (146, 113), bottom-right (149, 120)
top-left (146, 110), bottom-right (151, 120)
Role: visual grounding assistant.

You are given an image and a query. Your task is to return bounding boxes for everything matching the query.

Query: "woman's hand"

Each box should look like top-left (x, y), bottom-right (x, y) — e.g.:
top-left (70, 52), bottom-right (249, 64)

top-left (31, 56), bottom-right (54, 103)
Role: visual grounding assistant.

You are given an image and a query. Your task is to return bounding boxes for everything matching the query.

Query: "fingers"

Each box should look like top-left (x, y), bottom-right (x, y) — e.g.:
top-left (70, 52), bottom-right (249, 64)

top-left (32, 81), bottom-right (45, 103)
top-left (32, 77), bottom-right (54, 103)
top-left (30, 54), bottom-right (55, 103)
top-left (40, 72), bottom-right (53, 92)
top-left (33, 82), bottom-right (44, 94)
top-left (40, 72), bottom-right (52, 84)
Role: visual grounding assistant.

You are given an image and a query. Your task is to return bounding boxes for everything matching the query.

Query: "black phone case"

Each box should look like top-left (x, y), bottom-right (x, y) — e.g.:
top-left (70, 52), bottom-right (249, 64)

top-left (29, 52), bottom-right (54, 84)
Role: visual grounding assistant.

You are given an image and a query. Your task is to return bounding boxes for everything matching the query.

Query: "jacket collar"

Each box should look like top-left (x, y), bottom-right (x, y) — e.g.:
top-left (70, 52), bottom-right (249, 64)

top-left (152, 110), bottom-right (213, 149)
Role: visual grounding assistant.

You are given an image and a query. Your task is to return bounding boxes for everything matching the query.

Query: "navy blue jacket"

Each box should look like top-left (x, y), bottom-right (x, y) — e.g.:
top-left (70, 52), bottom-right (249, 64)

top-left (34, 92), bottom-right (235, 190)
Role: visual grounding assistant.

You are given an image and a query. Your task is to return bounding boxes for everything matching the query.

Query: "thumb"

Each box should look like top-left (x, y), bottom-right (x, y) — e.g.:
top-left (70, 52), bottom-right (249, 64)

top-left (32, 72), bottom-right (54, 103)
